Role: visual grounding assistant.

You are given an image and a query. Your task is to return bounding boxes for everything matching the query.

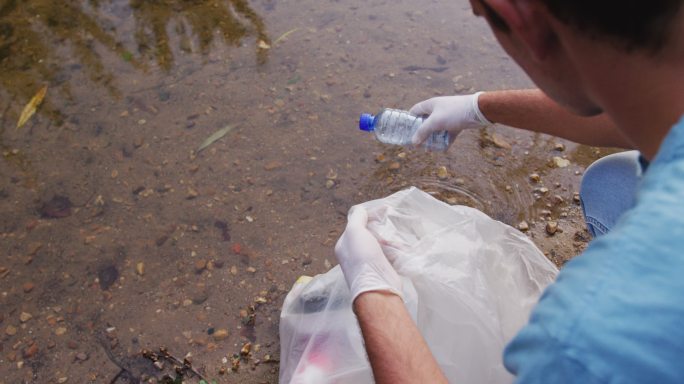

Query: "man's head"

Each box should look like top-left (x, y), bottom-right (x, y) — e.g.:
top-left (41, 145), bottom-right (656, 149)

top-left (471, 0), bottom-right (683, 115)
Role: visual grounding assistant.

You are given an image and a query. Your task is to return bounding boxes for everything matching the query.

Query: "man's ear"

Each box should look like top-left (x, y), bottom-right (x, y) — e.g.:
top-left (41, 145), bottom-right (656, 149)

top-left (486, 0), bottom-right (557, 61)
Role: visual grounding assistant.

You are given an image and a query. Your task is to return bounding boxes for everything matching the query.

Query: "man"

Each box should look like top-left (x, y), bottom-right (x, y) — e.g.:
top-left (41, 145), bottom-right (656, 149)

top-left (335, 0), bottom-right (684, 383)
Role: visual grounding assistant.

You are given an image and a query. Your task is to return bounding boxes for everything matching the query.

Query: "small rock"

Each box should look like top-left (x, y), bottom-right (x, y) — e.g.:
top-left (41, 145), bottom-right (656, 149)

top-left (388, 162), bottom-right (401, 171)
top-left (230, 266), bottom-right (238, 275)
top-left (22, 282), bottom-right (35, 293)
top-left (491, 133), bottom-right (511, 149)
top-left (19, 312), bottom-right (32, 323)
top-left (240, 342), bottom-right (252, 356)
top-left (39, 195), bottom-right (72, 219)
top-left (246, 267), bottom-right (256, 274)
top-left (135, 262), bottom-right (145, 276)
top-left (552, 195), bottom-right (565, 205)
top-left (552, 156), bottom-right (571, 168)
top-left (194, 260), bottom-right (207, 273)
top-left (97, 264), bottom-right (119, 290)
top-left (264, 161), bottom-right (283, 171)
top-left (436, 166), bottom-right (448, 180)
top-left (517, 221), bottom-right (530, 232)
top-left (554, 143), bottom-right (566, 151)
top-left (325, 179), bottom-right (335, 189)
top-left (6, 325), bottom-right (17, 336)
top-left (75, 352), bottom-right (88, 361)
top-left (186, 187), bottom-right (199, 199)
top-left (573, 192), bottom-right (581, 204)
top-left (154, 360), bottom-right (164, 370)
top-left (529, 173), bottom-right (541, 183)
top-left (55, 327), bottom-right (67, 336)
top-left (213, 329), bottom-right (229, 341)
top-left (57, 377), bottom-right (68, 384)
top-left (23, 344), bottom-right (38, 359)
top-left (191, 289), bottom-right (209, 305)
top-left (67, 340), bottom-right (78, 349)
top-left (182, 299), bottom-right (193, 307)
top-left (537, 187), bottom-right (549, 195)
top-left (546, 221), bottom-right (559, 235)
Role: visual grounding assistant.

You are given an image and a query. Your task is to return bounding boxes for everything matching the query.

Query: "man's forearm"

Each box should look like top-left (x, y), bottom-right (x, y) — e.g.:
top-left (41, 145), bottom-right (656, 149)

top-left (353, 292), bottom-right (448, 384)
top-left (479, 89), bottom-right (633, 148)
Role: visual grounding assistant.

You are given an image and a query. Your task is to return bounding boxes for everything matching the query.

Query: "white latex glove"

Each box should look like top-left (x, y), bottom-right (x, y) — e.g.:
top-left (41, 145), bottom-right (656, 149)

top-left (334, 206), bottom-right (402, 302)
top-left (409, 92), bottom-right (493, 146)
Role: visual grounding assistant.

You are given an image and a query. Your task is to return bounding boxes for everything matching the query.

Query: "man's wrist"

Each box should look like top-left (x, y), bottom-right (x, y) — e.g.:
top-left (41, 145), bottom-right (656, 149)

top-left (353, 290), bottom-right (403, 315)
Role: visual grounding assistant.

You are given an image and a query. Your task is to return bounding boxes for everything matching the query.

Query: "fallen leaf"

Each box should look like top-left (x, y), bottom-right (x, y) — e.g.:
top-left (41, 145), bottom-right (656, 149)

top-left (197, 125), bottom-right (234, 153)
top-left (257, 40), bottom-right (271, 50)
top-left (17, 85), bottom-right (48, 129)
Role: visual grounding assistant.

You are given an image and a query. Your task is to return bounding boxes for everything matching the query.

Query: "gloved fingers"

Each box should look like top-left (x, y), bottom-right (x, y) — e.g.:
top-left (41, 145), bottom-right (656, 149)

top-left (411, 115), bottom-right (439, 145)
top-left (378, 239), bottom-right (409, 263)
top-left (408, 98), bottom-right (435, 117)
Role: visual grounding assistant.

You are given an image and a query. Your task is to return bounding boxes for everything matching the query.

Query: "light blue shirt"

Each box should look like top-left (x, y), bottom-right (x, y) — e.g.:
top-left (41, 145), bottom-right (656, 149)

top-left (504, 116), bottom-right (684, 383)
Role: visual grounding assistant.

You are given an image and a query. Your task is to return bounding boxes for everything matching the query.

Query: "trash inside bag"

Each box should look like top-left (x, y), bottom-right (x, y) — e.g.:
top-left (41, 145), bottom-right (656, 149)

top-left (280, 187), bottom-right (558, 383)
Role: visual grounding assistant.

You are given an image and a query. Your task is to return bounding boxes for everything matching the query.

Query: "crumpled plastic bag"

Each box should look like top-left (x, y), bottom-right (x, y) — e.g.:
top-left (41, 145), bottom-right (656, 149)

top-left (280, 187), bottom-right (558, 383)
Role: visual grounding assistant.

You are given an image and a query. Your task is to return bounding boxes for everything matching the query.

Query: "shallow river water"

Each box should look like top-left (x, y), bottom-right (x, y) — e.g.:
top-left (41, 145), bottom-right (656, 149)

top-left (0, 1), bottom-right (602, 382)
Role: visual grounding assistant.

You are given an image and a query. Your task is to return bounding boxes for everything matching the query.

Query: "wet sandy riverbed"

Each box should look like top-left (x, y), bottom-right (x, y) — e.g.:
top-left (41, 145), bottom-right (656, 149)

top-left (0, 0), bottom-right (606, 382)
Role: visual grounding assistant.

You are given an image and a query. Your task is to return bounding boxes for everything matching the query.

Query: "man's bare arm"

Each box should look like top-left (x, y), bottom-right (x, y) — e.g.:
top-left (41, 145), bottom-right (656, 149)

top-left (479, 89), bottom-right (633, 148)
top-left (354, 292), bottom-right (448, 384)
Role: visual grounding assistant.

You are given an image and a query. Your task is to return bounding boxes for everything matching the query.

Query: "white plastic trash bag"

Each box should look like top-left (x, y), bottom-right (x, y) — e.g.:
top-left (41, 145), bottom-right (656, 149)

top-left (280, 187), bottom-right (559, 383)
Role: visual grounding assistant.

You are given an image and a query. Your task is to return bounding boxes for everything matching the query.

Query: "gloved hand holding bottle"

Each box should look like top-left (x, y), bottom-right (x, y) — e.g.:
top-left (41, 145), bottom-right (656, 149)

top-left (409, 92), bottom-right (493, 148)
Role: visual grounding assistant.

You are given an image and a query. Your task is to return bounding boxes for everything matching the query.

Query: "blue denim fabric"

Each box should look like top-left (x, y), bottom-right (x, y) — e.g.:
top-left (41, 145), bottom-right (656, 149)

top-left (579, 150), bottom-right (647, 237)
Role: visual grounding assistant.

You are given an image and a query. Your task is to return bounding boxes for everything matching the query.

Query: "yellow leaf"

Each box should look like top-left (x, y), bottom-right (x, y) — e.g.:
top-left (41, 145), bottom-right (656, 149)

top-left (17, 85), bottom-right (48, 130)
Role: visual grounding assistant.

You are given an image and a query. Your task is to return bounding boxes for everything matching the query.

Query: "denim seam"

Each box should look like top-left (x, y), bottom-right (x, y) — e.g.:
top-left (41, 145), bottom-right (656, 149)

top-left (585, 216), bottom-right (609, 236)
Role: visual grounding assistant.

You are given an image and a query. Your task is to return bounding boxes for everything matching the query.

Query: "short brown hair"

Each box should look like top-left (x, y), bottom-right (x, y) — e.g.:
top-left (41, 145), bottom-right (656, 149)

top-left (542, 0), bottom-right (683, 52)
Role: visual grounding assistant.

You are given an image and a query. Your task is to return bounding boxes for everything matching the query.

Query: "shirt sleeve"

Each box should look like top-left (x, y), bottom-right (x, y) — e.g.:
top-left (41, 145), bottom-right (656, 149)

top-left (504, 320), bottom-right (604, 384)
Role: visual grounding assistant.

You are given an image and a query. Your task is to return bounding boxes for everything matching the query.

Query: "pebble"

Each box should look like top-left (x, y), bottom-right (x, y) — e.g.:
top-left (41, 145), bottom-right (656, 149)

top-left (388, 162), bottom-right (401, 171)
top-left (246, 267), bottom-right (257, 274)
top-left (6, 325), bottom-right (17, 336)
top-left (191, 289), bottom-right (209, 304)
top-left (186, 187), bottom-right (199, 199)
top-left (436, 166), bottom-right (448, 180)
top-left (213, 329), bottom-right (229, 341)
top-left (240, 342), bottom-right (252, 356)
top-left (230, 266), bottom-right (238, 275)
top-left (55, 327), bottom-right (67, 336)
top-left (194, 260), bottom-right (207, 273)
top-left (75, 352), bottom-right (88, 361)
top-left (554, 143), bottom-right (566, 151)
top-left (22, 282), bottom-right (34, 293)
top-left (517, 221), bottom-right (530, 232)
top-left (136, 262), bottom-right (145, 276)
top-left (23, 344), bottom-right (38, 359)
top-left (529, 173), bottom-right (541, 183)
top-left (325, 180), bottom-right (335, 189)
top-left (552, 156), bottom-right (571, 168)
top-left (57, 377), bottom-right (68, 383)
top-left (19, 312), bottom-right (32, 323)
top-left (264, 161), bottom-right (283, 171)
top-left (491, 133), bottom-right (511, 149)
top-left (546, 221), bottom-right (559, 235)
top-left (573, 192), bottom-right (581, 204)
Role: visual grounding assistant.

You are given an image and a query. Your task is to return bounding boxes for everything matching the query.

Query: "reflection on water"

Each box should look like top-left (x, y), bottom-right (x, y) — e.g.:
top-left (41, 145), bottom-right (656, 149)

top-left (0, 0), bottom-right (268, 126)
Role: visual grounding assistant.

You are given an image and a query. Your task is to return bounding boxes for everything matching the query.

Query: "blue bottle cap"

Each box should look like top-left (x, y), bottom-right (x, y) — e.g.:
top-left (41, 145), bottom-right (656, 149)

top-left (359, 113), bottom-right (375, 132)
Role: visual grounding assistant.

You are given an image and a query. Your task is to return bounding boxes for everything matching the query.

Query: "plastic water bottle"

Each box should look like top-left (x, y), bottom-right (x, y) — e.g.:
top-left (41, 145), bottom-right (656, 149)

top-left (359, 108), bottom-right (450, 151)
